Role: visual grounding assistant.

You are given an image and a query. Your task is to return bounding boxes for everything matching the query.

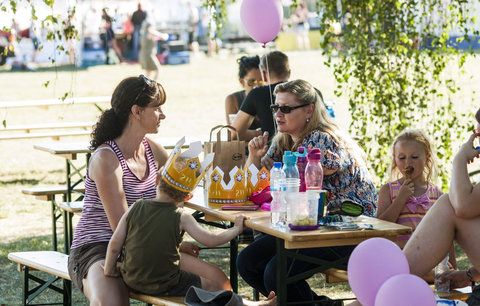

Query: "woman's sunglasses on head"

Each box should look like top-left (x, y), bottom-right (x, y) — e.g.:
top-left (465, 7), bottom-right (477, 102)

top-left (270, 103), bottom-right (309, 114)
top-left (133, 74), bottom-right (156, 104)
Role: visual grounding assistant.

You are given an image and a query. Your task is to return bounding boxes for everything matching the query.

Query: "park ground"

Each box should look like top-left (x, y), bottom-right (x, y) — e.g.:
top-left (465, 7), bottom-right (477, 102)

top-left (0, 50), bottom-right (479, 304)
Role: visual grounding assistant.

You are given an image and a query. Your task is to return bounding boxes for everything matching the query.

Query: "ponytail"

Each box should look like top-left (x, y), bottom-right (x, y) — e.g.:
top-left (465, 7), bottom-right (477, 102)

top-left (90, 108), bottom-right (128, 150)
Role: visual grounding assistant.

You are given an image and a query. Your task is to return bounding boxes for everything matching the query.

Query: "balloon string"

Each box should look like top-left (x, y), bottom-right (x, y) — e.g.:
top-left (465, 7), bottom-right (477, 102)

top-left (264, 50), bottom-right (277, 134)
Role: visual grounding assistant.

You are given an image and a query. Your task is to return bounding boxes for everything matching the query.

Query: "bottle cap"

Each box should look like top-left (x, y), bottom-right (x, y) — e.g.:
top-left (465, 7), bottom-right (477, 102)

top-left (283, 151), bottom-right (297, 165)
top-left (307, 148), bottom-right (321, 161)
top-left (294, 146), bottom-right (307, 162)
top-left (273, 162), bottom-right (282, 169)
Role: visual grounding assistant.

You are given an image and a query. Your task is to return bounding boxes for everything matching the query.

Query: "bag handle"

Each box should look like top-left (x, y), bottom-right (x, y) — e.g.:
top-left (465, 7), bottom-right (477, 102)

top-left (216, 125), bottom-right (238, 143)
top-left (209, 125), bottom-right (226, 142)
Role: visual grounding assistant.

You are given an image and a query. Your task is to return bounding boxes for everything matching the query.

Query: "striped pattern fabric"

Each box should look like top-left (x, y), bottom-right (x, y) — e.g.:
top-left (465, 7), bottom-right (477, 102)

top-left (71, 139), bottom-right (158, 249)
top-left (388, 180), bottom-right (442, 243)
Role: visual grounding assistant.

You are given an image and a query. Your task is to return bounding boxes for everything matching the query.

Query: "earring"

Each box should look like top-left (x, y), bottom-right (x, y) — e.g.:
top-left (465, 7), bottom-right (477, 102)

top-left (306, 118), bottom-right (310, 123)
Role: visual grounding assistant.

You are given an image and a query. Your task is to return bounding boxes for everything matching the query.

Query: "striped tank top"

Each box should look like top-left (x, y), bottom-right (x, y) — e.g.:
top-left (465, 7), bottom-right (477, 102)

top-left (71, 139), bottom-right (158, 249)
top-left (388, 180), bottom-right (442, 244)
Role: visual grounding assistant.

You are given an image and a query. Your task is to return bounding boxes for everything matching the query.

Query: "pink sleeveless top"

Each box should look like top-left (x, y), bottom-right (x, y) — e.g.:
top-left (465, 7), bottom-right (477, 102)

top-left (388, 180), bottom-right (442, 242)
top-left (71, 139), bottom-right (158, 249)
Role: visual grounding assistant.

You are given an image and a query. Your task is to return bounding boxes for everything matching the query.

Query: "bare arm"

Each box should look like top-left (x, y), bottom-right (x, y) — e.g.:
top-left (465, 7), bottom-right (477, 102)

top-left (89, 149), bottom-right (128, 231)
top-left (180, 213), bottom-right (245, 248)
top-left (104, 209), bottom-right (129, 277)
top-left (231, 111), bottom-right (255, 141)
top-left (449, 133), bottom-right (480, 218)
top-left (225, 94), bottom-right (239, 125)
top-left (377, 181), bottom-right (413, 222)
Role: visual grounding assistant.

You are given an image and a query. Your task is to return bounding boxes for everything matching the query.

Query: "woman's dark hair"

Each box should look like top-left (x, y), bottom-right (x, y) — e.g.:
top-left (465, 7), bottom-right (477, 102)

top-left (237, 55), bottom-right (260, 79)
top-left (476, 107), bottom-right (480, 124)
top-left (90, 76), bottom-right (166, 150)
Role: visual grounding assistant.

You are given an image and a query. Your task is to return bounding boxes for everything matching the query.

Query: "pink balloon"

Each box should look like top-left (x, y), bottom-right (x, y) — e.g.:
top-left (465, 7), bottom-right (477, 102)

top-left (347, 238), bottom-right (410, 306)
top-left (240, 0), bottom-right (283, 44)
top-left (375, 274), bottom-right (436, 306)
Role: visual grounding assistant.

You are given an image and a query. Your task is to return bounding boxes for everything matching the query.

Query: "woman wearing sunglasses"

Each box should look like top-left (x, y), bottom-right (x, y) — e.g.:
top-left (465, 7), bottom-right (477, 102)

top-left (68, 75), bottom-right (197, 305)
top-left (237, 79), bottom-right (377, 305)
top-left (225, 55), bottom-right (262, 135)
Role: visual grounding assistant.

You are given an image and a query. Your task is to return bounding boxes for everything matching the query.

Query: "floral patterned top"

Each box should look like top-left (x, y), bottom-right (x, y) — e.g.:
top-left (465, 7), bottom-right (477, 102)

top-left (267, 130), bottom-right (377, 216)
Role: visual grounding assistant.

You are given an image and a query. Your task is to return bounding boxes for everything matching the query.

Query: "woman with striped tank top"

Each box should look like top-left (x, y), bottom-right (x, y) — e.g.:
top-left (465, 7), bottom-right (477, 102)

top-left (67, 75), bottom-right (174, 305)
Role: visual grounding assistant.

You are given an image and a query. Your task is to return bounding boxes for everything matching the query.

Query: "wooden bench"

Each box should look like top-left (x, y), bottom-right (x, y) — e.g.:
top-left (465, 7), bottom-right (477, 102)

top-left (1, 96), bottom-right (110, 109)
top-left (8, 251), bottom-right (185, 306)
top-left (1, 121), bottom-right (95, 133)
top-left (0, 130), bottom-right (92, 140)
top-left (22, 186), bottom-right (85, 252)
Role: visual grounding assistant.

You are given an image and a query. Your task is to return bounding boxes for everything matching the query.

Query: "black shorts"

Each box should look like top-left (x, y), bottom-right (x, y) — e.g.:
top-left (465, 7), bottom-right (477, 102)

top-left (68, 242), bottom-right (108, 293)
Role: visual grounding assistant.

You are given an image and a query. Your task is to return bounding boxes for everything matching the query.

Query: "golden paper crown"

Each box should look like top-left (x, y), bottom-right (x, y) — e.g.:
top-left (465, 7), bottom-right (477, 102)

top-left (207, 166), bottom-right (248, 206)
top-left (245, 164), bottom-right (270, 194)
top-left (161, 137), bottom-right (214, 193)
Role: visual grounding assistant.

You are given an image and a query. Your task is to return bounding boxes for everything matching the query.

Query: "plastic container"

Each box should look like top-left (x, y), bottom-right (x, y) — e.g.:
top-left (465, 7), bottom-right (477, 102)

top-left (295, 147), bottom-right (308, 192)
top-left (282, 151), bottom-right (299, 179)
top-left (270, 162), bottom-right (286, 227)
top-left (305, 148), bottom-right (325, 216)
top-left (286, 192), bottom-right (313, 226)
top-left (434, 255), bottom-right (450, 293)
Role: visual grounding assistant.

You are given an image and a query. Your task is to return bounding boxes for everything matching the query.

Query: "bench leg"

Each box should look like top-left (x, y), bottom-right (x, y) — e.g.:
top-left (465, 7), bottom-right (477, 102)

top-left (22, 266), bottom-right (71, 306)
top-left (51, 201), bottom-right (58, 251)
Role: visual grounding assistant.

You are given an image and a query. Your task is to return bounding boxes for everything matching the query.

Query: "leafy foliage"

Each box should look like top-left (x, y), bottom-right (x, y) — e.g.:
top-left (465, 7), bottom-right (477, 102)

top-left (205, 0), bottom-right (478, 188)
top-left (314, 0), bottom-right (478, 188)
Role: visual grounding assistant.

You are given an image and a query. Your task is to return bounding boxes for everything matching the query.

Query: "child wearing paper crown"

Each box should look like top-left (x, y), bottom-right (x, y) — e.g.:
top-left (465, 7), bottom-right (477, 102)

top-left (104, 138), bottom-right (276, 305)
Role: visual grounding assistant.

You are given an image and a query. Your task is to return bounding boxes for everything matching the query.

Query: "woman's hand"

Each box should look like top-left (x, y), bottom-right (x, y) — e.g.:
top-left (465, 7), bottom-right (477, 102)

top-left (248, 132), bottom-right (269, 160)
top-left (438, 270), bottom-right (472, 289)
top-left (456, 132), bottom-right (480, 164)
top-left (179, 241), bottom-right (200, 257)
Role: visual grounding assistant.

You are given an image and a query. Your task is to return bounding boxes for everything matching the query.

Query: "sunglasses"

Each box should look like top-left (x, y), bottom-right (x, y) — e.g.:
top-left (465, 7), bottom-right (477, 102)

top-left (132, 74), bottom-right (156, 104)
top-left (245, 79), bottom-right (263, 87)
top-left (270, 103), bottom-right (310, 114)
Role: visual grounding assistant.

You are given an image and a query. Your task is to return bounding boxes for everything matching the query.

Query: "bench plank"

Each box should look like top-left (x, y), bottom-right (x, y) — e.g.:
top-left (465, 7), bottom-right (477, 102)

top-left (22, 185), bottom-right (85, 201)
top-left (57, 201), bottom-right (83, 214)
top-left (8, 251), bottom-right (185, 305)
top-left (0, 130), bottom-right (91, 140)
top-left (1, 121), bottom-right (95, 132)
top-left (1, 96), bottom-right (110, 109)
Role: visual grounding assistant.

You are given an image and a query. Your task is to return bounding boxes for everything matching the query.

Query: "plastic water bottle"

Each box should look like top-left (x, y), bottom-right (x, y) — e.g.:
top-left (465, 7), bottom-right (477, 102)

top-left (270, 162), bottom-right (286, 227)
top-left (282, 151), bottom-right (299, 179)
top-left (295, 147), bottom-right (308, 192)
top-left (305, 148), bottom-right (324, 216)
top-left (435, 255), bottom-right (451, 293)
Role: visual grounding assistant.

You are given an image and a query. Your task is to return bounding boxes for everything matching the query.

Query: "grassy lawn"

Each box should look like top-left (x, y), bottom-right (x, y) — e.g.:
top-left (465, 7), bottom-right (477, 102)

top-left (0, 50), bottom-right (478, 304)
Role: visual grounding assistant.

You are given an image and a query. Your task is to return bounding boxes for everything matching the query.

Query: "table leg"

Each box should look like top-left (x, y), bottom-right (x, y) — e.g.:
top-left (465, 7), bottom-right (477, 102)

top-left (51, 201), bottom-right (57, 251)
top-left (66, 160), bottom-right (72, 202)
top-left (276, 238), bottom-right (287, 306)
top-left (230, 235), bottom-right (238, 293)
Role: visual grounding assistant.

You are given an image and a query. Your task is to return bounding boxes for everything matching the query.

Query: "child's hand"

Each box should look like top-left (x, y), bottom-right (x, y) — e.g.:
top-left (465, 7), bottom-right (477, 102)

top-left (179, 241), bottom-right (200, 257)
top-left (398, 179), bottom-right (414, 201)
top-left (102, 262), bottom-right (121, 278)
top-left (456, 132), bottom-right (480, 164)
top-left (233, 215), bottom-right (246, 234)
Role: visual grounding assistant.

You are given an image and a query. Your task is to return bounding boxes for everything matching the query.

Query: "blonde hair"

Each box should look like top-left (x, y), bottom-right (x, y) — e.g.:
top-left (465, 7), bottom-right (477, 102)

top-left (390, 129), bottom-right (437, 183)
top-left (271, 79), bottom-right (365, 165)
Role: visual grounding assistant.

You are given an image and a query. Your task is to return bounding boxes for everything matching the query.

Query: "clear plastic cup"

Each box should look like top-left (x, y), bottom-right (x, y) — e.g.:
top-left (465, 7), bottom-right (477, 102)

top-left (286, 192), bottom-right (318, 226)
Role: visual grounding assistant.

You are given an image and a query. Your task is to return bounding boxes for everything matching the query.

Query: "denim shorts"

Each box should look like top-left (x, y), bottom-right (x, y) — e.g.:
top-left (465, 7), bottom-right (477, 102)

top-left (67, 242), bottom-right (108, 293)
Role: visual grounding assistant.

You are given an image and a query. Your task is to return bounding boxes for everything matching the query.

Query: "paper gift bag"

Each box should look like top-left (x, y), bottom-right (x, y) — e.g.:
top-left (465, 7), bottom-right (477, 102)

top-left (203, 125), bottom-right (246, 175)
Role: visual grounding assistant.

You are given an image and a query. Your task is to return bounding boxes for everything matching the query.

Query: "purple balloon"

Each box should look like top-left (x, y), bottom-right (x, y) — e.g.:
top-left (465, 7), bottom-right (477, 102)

top-left (240, 0), bottom-right (283, 45)
top-left (347, 238), bottom-right (409, 306)
top-left (375, 274), bottom-right (436, 306)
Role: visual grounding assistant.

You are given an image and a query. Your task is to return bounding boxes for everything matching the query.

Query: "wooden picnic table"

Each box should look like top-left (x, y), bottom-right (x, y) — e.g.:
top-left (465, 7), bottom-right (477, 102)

top-left (185, 189), bottom-right (411, 305)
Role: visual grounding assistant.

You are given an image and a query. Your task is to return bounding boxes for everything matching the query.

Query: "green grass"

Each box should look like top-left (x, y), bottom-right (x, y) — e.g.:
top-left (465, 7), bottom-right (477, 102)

top-left (0, 51), bottom-right (478, 304)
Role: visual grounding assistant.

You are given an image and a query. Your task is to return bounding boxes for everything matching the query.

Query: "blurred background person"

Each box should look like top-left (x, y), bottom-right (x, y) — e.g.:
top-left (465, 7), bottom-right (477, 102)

top-left (290, 0), bottom-right (310, 50)
top-left (101, 8), bottom-right (124, 64)
top-left (225, 55), bottom-right (262, 129)
top-left (139, 22), bottom-right (168, 81)
top-left (131, 2), bottom-right (147, 61)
